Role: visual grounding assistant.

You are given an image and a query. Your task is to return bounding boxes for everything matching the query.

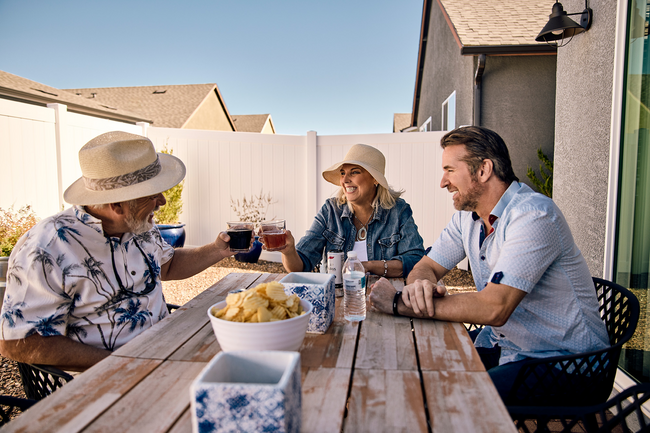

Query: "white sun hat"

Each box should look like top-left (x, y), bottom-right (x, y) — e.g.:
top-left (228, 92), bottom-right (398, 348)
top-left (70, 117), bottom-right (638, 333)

top-left (321, 144), bottom-right (388, 189)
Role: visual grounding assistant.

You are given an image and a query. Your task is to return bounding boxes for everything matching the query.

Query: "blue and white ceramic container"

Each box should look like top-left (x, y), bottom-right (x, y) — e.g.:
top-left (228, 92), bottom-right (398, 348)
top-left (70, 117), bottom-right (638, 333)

top-left (190, 351), bottom-right (301, 433)
top-left (279, 272), bottom-right (335, 334)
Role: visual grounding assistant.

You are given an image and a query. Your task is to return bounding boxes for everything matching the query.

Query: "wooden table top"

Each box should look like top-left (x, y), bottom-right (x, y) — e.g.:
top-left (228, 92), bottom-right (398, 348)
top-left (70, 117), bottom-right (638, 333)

top-left (4, 272), bottom-right (516, 433)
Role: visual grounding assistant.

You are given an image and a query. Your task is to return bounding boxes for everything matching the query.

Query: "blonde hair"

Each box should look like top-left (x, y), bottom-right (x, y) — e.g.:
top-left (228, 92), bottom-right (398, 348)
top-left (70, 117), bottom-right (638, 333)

top-left (336, 184), bottom-right (403, 213)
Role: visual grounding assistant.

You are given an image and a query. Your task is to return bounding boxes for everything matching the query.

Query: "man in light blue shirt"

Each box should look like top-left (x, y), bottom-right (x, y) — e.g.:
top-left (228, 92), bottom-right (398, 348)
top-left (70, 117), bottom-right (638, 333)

top-left (369, 126), bottom-right (609, 400)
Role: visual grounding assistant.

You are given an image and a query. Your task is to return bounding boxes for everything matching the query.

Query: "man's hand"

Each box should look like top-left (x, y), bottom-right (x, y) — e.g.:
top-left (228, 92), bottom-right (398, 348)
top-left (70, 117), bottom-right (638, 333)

top-left (368, 278), bottom-right (398, 314)
top-left (216, 231), bottom-right (237, 258)
top-left (402, 279), bottom-right (447, 317)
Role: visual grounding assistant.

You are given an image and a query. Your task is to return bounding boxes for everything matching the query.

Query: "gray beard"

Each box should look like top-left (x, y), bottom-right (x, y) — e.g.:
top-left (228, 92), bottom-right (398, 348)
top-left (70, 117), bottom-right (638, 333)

top-left (125, 212), bottom-right (153, 235)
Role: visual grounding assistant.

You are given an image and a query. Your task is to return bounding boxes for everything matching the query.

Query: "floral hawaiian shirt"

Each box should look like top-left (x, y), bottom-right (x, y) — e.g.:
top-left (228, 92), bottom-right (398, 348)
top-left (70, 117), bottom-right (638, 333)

top-left (0, 206), bottom-right (174, 351)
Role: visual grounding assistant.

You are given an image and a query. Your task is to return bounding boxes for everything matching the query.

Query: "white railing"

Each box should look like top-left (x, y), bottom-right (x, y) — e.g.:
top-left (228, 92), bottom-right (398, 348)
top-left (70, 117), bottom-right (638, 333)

top-left (1, 99), bottom-right (456, 262)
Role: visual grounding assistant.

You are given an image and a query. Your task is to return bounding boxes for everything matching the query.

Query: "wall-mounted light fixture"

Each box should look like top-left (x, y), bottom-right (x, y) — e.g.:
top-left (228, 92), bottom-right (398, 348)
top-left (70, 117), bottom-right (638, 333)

top-left (536, 1), bottom-right (593, 46)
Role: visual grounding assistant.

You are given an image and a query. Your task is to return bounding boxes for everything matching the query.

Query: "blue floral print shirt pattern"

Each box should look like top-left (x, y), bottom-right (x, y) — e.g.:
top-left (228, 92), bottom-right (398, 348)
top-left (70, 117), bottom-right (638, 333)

top-left (295, 198), bottom-right (425, 277)
top-left (428, 182), bottom-right (609, 365)
top-left (0, 206), bottom-right (174, 351)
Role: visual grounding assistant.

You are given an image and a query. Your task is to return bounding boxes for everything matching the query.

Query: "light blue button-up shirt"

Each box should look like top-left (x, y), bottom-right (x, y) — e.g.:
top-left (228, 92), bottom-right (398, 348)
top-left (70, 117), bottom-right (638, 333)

top-left (428, 182), bottom-right (609, 364)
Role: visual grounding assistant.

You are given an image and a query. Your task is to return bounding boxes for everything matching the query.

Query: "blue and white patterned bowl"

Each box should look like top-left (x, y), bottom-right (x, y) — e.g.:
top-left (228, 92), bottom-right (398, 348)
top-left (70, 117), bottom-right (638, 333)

top-left (279, 273), bottom-right (335, 334)
top-left (191, 350), bottom-right (301, 433)
top-left (207, 298), bottom-right (312, 352)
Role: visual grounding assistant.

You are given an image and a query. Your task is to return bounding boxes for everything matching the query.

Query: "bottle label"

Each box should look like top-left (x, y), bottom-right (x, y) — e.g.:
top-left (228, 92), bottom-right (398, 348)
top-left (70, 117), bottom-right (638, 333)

top-left (343, 271), bottom-right (366, 291)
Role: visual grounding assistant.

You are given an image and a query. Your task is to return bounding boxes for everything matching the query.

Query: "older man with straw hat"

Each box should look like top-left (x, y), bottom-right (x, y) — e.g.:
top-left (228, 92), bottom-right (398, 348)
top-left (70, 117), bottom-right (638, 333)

top-left (0, 131), bottom-right (237, 371)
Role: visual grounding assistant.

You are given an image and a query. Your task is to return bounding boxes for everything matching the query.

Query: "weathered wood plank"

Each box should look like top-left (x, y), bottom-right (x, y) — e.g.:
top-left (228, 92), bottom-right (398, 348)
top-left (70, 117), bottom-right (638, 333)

top-left (354, 308), bottom-right (417, 370)
top-left (301, 367), bottom-right (350, 433)
top-left (413, 319), bottom-right (484, 372)
top-left (167, 409), bottom-right (193, 433)
top-left (345, 369), bottom-right (428, 432)
top-left (300, 297), bottom-right (359, 369)
top-left (113, 272), bottom-right (263, 360)
top-left (168, 323), bottom-right (221, 362)
top-left (422, 371), bottom-right (517, 433)
top-left (83, 360), bottom-right (206, 433)
top-left (2, 357), bottom-right (160, 433)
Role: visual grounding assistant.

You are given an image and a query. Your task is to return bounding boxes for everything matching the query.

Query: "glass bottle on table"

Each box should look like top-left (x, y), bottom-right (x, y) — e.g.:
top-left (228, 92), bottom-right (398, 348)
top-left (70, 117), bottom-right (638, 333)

top-left (342, 251), bottom-right (366, 322)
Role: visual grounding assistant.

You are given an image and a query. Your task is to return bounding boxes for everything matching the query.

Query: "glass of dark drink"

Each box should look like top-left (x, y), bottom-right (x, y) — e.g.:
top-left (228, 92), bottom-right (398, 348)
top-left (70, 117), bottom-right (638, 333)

top-left (226, 222), bottom-right (254, 252)
top-left (258, 219), bottom-right (287, 251)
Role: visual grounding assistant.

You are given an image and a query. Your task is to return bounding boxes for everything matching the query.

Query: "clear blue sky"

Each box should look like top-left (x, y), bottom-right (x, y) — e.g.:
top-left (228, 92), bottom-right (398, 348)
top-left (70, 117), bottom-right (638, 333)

top-left (0, 0), bottom-right (422, 136)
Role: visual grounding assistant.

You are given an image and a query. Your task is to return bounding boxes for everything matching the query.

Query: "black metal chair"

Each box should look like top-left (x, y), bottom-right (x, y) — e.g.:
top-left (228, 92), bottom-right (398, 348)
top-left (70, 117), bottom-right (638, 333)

top-left (17, 302), bottom-right (179, 401)
top-left (512, 383), bottom-right (650, 433)
top-left (0, 395), bottom-right (36, 426)
top-left (16, 363), bottom-right (74, 401)
top-left (508, 277), bottom-right (640, 429)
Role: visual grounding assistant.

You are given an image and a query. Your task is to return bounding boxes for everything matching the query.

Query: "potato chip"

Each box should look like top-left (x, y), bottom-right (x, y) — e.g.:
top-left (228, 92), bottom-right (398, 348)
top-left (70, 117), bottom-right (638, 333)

top-left (212, 281), bottom-right (304, 323)
top-left (243, 293), bottom-right (269, 311)
top-left (266, 283), bottom-right (289, 302)
top-left (257, 306), bottom-right (273, 322)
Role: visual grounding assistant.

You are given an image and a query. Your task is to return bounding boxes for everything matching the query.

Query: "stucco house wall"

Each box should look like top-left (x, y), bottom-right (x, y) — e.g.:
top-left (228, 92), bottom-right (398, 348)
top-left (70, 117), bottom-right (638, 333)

top-left (481, 55), bottom-right (557, 185)
top-left (415, 2), bottom-right (474, 130)
top-left (184, 91), bottom-right (235, 131)
top-left (553, 0), bottom-right (618, 277)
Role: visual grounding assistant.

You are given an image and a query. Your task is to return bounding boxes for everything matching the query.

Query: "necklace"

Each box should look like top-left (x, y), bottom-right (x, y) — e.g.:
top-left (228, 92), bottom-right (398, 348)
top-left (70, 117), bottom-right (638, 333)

top-left (354, 214), bottom-right (371, 241)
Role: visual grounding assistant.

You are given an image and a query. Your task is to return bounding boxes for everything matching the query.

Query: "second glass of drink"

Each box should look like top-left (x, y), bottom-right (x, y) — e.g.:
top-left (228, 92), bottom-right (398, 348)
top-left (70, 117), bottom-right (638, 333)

top-left (258, 219), bottom-right (287, 251)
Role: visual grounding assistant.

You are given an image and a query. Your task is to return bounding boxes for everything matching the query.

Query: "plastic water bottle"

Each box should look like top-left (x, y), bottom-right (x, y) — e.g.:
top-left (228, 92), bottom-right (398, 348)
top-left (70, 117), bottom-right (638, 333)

top-left (343, 251), bottom-right (366, 321)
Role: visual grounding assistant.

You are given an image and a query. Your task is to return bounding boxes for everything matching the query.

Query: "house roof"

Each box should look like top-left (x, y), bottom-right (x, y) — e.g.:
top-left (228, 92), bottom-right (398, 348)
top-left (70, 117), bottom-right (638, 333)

top-left (439, 0), bottom-right (558, 54)
top-left (64, 83), bottom-right (235, 129)
top-left (232, 114), bottom-right (275, 133)
top-left (0, 70), bottom-right (152, 124)
top-left (393, 113), bottom-right (412, 132)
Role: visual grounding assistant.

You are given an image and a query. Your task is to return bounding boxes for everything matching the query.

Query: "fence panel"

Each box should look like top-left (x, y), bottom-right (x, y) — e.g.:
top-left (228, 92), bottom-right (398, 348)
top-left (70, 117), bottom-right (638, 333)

top-left (1, 99), bottom-right (457, 266)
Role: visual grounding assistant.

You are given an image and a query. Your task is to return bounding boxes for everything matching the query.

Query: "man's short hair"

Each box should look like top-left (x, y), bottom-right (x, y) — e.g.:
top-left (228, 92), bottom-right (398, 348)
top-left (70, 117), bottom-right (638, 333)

top-left (440, 126), bottom-right (519, 184)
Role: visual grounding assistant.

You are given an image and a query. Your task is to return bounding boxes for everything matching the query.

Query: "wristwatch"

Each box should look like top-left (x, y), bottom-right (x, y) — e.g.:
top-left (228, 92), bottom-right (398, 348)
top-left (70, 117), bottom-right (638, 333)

top-left (393, 291), bottom-right (402, 316)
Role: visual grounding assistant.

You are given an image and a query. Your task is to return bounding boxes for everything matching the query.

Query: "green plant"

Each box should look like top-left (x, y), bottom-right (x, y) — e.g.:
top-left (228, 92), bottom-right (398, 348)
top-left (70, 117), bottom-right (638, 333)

top-left (0, 205), bottom-right (39, 257)
top-left (154, 146), bottom-right (185, 224)
top-left (527, 148), bottom-right (553, 198)
top-left (230, 190), bottom-right (276, 227)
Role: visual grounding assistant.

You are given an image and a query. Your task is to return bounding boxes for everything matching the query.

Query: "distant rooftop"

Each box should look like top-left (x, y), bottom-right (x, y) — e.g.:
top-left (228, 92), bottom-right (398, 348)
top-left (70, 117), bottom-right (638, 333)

top-left (232, 114), bottom-right (275, 133)
top-left (65, 84), bottom-right (229, 128)
top-left (0, 70), bottom-right (151, 124)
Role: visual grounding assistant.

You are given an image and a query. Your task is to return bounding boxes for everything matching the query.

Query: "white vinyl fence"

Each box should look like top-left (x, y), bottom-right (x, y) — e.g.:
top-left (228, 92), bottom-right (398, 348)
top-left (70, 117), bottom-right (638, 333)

top-left (1, 98), bottom-right (458, 263)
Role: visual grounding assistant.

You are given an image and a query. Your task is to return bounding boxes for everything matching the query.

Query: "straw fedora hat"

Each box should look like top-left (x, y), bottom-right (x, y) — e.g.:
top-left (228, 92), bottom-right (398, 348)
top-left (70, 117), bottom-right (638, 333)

top-left (64, 131), bottom-right (186, 205)
top-left (322, 144), bottom-right (388, 189)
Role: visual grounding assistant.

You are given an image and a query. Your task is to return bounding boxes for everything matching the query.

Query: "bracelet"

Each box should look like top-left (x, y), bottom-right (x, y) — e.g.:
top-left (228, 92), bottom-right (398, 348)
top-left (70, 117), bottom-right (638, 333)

top-left (382, 260), bottom-right (388, 277)
top-left (393, 291), bottom-right (402, 316)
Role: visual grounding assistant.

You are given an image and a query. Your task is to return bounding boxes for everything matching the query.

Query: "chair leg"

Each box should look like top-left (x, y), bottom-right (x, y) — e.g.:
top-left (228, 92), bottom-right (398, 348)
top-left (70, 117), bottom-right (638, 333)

top-left (582, 413), bottom-right (599, 431)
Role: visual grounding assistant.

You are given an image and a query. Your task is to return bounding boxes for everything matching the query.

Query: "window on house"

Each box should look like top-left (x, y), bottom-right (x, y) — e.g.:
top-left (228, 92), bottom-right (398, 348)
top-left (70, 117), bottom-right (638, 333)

top-left (442, 91), bottom-right (456, 131)
top-left (419, 117), bottom-right (432, 132)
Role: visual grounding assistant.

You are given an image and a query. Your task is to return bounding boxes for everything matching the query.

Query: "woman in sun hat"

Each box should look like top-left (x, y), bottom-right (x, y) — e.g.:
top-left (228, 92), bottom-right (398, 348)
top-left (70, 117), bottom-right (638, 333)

top-left (277, 143), bottom-right (425, 278)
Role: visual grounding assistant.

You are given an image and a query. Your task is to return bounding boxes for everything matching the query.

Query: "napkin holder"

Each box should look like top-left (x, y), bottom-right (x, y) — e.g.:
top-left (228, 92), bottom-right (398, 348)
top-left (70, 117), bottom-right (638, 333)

top-left (190, 350), bottom-right (301, 433)
top-left (280, 272), bottom-right (335, 334)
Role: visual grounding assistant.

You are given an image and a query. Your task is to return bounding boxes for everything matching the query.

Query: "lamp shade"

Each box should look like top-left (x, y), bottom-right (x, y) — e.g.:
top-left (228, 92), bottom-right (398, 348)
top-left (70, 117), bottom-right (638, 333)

top-left (536, 2), bottom-right (586, 42)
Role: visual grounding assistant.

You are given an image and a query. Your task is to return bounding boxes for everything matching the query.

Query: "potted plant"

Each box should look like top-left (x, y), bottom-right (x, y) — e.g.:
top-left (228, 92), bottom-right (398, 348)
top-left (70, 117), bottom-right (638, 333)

top-left (154, 146), bottom-right (186, 248)
top-left (230, 190), bottom-right (276, 263)
top-left (0, 205), bottom-right (39, 309)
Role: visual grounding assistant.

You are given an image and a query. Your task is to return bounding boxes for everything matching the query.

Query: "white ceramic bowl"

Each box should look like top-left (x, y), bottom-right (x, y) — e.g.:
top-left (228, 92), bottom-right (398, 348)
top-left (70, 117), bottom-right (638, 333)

top-left (207, 298), bottom-right (313, 352)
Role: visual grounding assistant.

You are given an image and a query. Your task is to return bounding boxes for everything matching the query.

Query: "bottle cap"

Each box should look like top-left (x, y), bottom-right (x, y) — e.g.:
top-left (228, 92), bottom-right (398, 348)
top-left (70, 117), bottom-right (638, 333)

top-left (348, 251), bottom-right (357, 258)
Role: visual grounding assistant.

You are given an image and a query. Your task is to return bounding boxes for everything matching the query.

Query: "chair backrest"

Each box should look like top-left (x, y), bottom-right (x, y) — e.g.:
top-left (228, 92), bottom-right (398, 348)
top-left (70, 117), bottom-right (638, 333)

top-left (593, 277), bottom-right (640, 348)
top-left (17, 363), bottom-right (73, 401)
top-left (506, 278), bottom-right (640, 407)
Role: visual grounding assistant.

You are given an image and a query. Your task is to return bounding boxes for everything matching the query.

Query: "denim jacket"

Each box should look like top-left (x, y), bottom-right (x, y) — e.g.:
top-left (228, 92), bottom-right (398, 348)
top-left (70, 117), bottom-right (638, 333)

top-left (295, 198), bottom-right (425, 277)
